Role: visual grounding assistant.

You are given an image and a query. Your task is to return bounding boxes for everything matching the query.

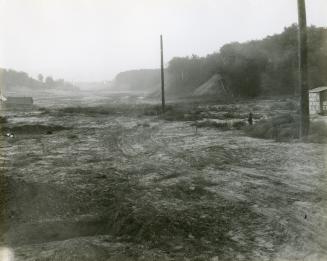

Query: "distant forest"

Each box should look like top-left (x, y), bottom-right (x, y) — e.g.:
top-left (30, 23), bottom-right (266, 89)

top-left (113, 24), bottom-right (327, 98)
top-left (113, 69), bottom-right (160, 92)
top-left (0, 68), bottom-right (77, 94)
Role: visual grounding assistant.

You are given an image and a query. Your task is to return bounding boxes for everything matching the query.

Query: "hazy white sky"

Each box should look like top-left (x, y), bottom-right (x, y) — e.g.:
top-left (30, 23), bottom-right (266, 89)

top-left (0, 0), bottom-right (326, 82)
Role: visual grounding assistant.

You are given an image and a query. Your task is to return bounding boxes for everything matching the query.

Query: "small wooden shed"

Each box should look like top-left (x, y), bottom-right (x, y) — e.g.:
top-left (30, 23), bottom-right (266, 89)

top-left (309, 86), bottom-right (327, 115)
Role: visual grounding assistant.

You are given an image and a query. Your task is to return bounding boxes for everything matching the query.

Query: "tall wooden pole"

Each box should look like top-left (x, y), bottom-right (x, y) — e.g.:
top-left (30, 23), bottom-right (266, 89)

top-left (160, 34), bottom-right (165, 113)
top-left (297, 0), bottom-right (310, 137)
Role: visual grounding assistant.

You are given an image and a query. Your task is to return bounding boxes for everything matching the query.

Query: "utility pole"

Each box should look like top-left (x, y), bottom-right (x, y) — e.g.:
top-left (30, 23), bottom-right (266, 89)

top-left (297, 0), bottom-right (310, 137)
top-left (160, 34), bottom-right (166, 113)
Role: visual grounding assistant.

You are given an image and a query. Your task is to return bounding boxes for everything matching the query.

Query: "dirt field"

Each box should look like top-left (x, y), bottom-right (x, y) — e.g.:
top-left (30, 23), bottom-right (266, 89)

top-left (0, 94), bottom-right (327, 260)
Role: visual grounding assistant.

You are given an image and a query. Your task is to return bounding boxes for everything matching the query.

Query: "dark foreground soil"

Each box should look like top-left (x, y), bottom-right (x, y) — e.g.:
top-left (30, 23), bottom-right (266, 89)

top-left (0, 95), bottom-right (326, 261)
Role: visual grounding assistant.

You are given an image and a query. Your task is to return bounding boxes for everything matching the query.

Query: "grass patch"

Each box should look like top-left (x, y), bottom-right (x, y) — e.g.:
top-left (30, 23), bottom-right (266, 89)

top-left (244, 114), bottom-right (299, 141)
top-left (269, 100), bottom-right (298, 111)
top-left (223, 111), bottom-right (242, 119)
top-left (194, 119), bottom-right (246, 130)
top-left (0, 116), bottom-right (7, 124)
top-left (232, 121), bottom-right (247, 130)
top-left (58, 105), bottom-right (132, 115)
top-left (56, 104), bottom-right (168, 118)
top-left (307, 121), bottom-right (327, 143)
top-left (244, 114), bottom-right (327, 143)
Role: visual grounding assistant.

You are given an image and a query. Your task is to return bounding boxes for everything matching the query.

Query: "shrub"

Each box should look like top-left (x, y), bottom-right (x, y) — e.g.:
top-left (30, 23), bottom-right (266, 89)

top-left (244, 114), bottom-right (299, 141)
top-left (270, 100), bottom-right (298, 111)
top-left (194, 120), bottom-right (229, 130)
top-left (0, 116), bottom-right (7, 124)
top-left (308, 121), bottom-right (327, 143)
top-left (245, 116), bottom-right (327, 143)
top-left (223, 112), bottom-right (238, 118)
top-left (232, 120), bottom-right (247, 130)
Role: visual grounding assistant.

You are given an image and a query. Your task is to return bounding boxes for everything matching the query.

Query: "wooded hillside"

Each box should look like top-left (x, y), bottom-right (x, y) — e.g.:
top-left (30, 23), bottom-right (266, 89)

top-left (112, 25), bottom-right (327, 98)
top-left (167, 24), bottom-right (327, 98)
top-left (0, 68), bottom-right (78, 94)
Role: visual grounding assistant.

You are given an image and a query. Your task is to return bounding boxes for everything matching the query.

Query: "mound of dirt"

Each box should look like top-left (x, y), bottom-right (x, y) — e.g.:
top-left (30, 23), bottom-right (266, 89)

top-left (193, 74), bottom-right (232, 100)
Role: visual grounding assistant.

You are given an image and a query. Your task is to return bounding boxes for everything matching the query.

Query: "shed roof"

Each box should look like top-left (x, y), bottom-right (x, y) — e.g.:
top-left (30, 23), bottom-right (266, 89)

top-left (309, 86), bottom-right (327, 93)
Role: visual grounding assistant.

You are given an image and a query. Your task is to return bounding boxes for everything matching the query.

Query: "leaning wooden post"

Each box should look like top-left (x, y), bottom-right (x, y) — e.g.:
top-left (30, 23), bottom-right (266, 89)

top-left (297, 0), bottom-right (310, 137)
top-left (160, 34), bottom-right (166, 113)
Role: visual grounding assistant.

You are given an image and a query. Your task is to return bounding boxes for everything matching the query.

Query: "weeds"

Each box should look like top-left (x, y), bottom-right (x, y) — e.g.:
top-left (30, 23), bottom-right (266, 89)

top-left (269, 100), bottom-right (298, 111)
top-left (194, 119), bottom-right (246, 130)
top-left (0, 116), bottom-right (7, 124)
top-left (307, 121), bottom-right (327, 143)
top-left (232, 121), bottom-right (247, 130)
top-left (244, 114), bottom-right (327, 143)
top-left (244, 114), bottom-right (299, 141)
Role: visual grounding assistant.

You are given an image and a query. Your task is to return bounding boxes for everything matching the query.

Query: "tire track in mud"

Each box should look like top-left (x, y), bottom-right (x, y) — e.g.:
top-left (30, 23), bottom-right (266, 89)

top-left (0, 175), bottom-right (101, 246)
top-left (2, 110), bottom-right (327, 259)
top-left (0, 174), bottom-right (128, 247)
top-left (0, 117), bottom-right (156, 247)
top-left (0, 150), bottom-right (275, 256)
top-left (98, 122), bottom-right (291, 258)
top-left (136, 125), bottom-right (327, 259)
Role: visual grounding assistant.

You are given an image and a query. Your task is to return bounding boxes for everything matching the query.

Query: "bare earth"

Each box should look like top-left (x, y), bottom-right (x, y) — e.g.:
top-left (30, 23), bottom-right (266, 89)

top-left (0, 95), bottom-right (326, 261)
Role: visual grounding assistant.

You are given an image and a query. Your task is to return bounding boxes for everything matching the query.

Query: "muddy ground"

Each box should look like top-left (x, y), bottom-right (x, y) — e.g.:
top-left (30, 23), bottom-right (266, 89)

top-left (0, 94), bottom-right (326, 261)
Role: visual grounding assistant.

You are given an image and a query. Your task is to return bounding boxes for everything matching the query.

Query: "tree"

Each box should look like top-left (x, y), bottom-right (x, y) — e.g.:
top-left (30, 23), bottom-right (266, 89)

top-left (297, 0), bottom-right (310, 137)
top-left (160, 35), bottom-right (165, 113)
top-left (162, 24), bottom-right (325, 99)
top-left (218, 42), bottom-right (267, 97)
top-left (38, 74), bottom-right (44, 82)
top-left (45, 76), bottom-right (54, 87)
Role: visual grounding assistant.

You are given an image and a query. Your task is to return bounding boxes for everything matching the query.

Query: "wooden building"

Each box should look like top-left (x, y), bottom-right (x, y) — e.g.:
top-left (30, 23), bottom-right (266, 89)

top-left (309, 86), bottom-right (327, 115)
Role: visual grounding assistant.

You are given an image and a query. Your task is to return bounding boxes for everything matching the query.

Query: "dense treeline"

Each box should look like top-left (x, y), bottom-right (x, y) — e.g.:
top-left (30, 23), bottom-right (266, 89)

top-left (167, 24), bottom-right (327, 97)
top-left (113, 69), bottom-right (161, 92)
top-left (0, 68), bottom-right (77, 94)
